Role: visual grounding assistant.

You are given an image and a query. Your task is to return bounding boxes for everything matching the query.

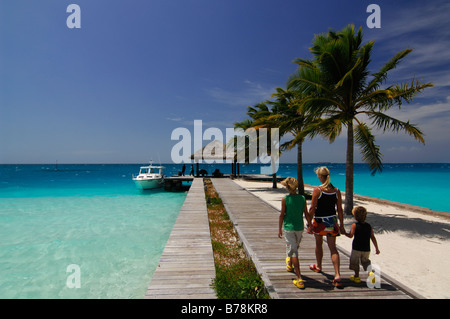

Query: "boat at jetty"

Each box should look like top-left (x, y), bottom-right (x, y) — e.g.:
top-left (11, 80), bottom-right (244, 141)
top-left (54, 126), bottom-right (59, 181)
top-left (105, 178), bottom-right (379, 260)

top-left (132, 162), bottom-right (165, 189)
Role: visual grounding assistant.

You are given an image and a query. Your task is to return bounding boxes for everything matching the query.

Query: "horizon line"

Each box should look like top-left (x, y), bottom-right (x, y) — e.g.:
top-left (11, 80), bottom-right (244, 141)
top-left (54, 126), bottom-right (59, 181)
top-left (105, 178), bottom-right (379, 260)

top-left (2, 162), bottom-right (449, 165)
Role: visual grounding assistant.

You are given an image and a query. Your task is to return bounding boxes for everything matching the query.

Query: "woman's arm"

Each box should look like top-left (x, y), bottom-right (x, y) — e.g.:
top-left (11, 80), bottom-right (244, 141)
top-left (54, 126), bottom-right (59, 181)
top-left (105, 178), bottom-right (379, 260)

top-left (308, 188), bottom-right (320, 220)
top-left (307, 188), bottom-right (320, 234)
top-left (303, 200), bottom-right (311, 225)
top-left (336, 189), bottom-right (345, 233)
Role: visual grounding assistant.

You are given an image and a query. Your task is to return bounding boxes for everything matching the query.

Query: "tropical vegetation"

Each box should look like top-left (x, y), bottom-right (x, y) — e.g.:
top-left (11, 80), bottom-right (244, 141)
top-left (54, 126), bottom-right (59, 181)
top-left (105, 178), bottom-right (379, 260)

top-left (235, 24), bottom-right (433, 214)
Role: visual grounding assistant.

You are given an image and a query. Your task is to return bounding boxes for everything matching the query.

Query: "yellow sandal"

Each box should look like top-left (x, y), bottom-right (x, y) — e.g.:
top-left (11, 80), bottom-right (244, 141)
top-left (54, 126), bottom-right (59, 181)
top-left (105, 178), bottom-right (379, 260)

top-left (293, 279), bottom-right (305, 289)
top-left (350, 275), bottom-right (361, 283)
top-left (286, 257), bottom-right (293, 272)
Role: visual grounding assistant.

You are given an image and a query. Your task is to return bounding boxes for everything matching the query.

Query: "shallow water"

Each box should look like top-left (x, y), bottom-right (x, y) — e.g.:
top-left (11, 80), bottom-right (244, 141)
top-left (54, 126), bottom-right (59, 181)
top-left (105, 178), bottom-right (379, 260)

top-left (0, 164), bottom-right (186, 298)
top-left (0, 162), bottom-right (448, 298)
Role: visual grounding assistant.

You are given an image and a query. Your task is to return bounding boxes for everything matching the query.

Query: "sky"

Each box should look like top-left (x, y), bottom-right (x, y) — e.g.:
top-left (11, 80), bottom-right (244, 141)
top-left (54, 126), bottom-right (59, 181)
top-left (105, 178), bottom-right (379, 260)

top-left (0, 0), bottom-right (449, 164)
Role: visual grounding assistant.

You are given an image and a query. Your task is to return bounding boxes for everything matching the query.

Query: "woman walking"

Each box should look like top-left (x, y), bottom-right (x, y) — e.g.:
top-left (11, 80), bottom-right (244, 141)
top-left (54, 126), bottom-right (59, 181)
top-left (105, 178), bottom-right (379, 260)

top-left (307, 167), bottom-right (345, 288)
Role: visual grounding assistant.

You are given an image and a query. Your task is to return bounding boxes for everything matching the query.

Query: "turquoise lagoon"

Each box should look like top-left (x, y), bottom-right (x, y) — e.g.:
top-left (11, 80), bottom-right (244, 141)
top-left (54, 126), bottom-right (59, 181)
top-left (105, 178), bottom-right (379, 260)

top-left (0, 163), bottom-right (448, 298)
top-left (0, 164), bottom-right (186, 298)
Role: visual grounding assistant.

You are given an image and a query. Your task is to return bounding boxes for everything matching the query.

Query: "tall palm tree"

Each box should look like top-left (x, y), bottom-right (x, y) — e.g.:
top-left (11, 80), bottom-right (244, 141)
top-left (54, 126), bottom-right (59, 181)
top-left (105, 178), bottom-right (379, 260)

top-left (289, 24), bottom-right (433, 215)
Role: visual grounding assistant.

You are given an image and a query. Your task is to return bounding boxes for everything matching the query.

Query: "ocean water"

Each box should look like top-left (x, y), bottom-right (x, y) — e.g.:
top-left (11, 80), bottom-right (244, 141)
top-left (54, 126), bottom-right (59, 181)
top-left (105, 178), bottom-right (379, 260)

top-left (0, 164), bottom-right (187, 299)
top-left (276, 163), bottom-right (450, 213)
top-left (1, 162), bottom-right (448, 299)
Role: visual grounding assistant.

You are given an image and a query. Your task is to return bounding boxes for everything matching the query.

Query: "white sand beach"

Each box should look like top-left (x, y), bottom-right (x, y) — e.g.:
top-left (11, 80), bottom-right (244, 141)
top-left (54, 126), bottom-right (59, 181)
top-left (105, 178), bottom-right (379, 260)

top-left (232, 179), bottom-right (450, 299)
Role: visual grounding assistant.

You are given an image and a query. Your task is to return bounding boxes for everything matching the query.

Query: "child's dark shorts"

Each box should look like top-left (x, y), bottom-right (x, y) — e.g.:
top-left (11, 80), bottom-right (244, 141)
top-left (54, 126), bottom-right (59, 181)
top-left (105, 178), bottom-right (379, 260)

top-left (349, 249), bottom-right (371, 271)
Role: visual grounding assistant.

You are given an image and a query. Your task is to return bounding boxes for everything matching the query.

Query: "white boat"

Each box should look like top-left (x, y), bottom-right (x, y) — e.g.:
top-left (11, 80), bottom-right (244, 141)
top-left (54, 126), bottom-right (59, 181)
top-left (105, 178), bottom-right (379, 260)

top-left (132, 162), bottom-right (165, 190)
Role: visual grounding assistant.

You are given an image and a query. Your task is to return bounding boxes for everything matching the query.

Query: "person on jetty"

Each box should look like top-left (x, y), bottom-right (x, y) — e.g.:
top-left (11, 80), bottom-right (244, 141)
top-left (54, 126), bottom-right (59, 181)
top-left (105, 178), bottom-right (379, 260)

top-left (278, 177), bottom-right (310, 289)
top-left (344, 206), bottom-right (380, 283)
top-left (307, 166), bottom-right (345, 288)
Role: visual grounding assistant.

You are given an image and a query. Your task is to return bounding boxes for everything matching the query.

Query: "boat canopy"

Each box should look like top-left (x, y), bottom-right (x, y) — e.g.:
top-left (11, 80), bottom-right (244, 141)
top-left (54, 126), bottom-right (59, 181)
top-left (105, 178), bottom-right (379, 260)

top-left (139, 166), bottom-right (164, 175)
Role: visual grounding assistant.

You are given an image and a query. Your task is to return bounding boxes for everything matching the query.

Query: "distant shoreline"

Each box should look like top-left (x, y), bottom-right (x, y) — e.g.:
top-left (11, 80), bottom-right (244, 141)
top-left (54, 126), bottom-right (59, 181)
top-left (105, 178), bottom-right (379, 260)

top-left (2, 162), bottom-right (450, 165)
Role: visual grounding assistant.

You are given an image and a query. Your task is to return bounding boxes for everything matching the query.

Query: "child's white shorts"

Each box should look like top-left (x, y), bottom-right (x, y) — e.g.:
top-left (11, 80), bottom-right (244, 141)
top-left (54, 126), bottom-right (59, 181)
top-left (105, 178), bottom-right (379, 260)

top-left (284, 230), bottom-right (303, 258)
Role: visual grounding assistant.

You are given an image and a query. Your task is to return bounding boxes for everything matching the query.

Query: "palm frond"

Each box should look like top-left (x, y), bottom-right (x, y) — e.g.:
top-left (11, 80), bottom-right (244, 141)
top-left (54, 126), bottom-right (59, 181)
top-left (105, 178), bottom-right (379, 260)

top-left (295, 116), bottom-right (344, 143)
top-left (365, 111), bottom-right (425, 144)
top-left (292, 58), bottom-right (318, 70)
top-left (335, 57), bottom-right (362, 89)
top-left (364, 48), bottom-right (413, 93)
top-left (287, 66), bottom-right (332, 96)
top-left (387, 80), bottom-right (434, 107)
top-left (234, 119), bottom-right (253, 130)
top-left (355, 89), bottom-right (394, 111)
top-left (354, 121), bottom-right (383, 175)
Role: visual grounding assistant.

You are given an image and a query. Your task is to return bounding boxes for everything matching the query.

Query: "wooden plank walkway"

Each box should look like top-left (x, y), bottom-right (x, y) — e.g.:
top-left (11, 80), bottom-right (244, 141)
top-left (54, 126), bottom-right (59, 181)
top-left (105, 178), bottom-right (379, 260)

top-left (145, 178), bottom-right (216, 299)
top-left (212, 178), bottom-right (422, 299)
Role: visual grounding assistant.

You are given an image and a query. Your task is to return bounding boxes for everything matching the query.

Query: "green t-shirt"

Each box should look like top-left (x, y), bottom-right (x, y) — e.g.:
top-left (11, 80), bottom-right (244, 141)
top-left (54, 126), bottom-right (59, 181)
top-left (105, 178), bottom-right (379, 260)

top-left (283, 194), bottom-right (305, 231)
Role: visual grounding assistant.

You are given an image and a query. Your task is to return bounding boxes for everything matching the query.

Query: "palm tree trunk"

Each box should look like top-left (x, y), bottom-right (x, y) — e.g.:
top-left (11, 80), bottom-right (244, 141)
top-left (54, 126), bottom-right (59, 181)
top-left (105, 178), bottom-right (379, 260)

top-left (297, 142), bottom-right (305, 195)
top-left (345, 124), bottom-right (354, 215)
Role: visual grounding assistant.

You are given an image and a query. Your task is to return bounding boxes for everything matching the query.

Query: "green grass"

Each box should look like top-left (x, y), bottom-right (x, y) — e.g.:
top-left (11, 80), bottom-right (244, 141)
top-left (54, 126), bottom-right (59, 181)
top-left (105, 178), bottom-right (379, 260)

top-left (204, 179), bottom-right (270, 299)
top-left (213, 260), bottom-right (269, 299)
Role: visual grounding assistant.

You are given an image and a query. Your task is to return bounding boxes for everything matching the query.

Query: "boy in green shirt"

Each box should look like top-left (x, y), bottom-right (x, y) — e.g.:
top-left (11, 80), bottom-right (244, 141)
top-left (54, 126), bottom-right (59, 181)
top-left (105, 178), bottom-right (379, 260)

top-left (278, 177), bottom-right (310, 289)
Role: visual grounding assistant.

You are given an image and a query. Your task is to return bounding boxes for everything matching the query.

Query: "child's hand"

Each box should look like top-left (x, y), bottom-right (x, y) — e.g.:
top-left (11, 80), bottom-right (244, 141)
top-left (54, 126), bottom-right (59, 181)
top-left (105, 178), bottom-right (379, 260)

top-left (278, 230), bottom-right (283, 239)
top-left (375, 248), bottom-right (380, 255)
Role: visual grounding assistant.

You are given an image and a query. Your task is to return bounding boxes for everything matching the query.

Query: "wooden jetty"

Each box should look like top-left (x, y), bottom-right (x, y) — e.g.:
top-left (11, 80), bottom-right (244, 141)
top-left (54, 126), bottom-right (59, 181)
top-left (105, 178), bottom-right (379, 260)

top-left (164, 176), bottom-right (194, 191)
top-left (211, 178), bottom-right (423, 299)
top-left (145, 178), bottom-right (216, 299)
top-left (145, 176), bottom-right (422, 299)
top-left (239, 174), bottom-right (286, 182)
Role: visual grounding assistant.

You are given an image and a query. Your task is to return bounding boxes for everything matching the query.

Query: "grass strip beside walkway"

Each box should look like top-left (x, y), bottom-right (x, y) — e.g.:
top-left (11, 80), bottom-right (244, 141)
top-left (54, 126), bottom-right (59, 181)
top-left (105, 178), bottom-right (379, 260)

top-left (203, 178), bottom-right (270, 299)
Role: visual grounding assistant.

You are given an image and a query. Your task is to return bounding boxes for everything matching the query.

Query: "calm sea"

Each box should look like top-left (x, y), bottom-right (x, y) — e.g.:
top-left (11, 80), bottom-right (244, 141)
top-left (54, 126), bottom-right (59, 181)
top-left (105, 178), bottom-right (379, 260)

top-left (0, 164), bottom-right (187, 299)
top-left (277, 162), bottom-right (450, 213)
top-left (0, 162), bottom-right (448, 298)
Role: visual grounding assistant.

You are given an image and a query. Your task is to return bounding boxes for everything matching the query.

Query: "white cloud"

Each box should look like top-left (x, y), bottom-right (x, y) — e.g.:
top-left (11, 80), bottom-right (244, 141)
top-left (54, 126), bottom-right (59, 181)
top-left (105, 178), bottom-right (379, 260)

top-left (386, 146), bottom-right (421, 153)
top-left (368, 0), bottom-right (450, 97)
top-left (205, 80), bottom-right (274, 107)
top-left (370, 98), bottom-right (450, 149)
top-left (166, 117), bottom-right (183, 122)
top-left (369, 1), bottom-right (450, 42)
top-left (386, 97), bottom-right (450, 122)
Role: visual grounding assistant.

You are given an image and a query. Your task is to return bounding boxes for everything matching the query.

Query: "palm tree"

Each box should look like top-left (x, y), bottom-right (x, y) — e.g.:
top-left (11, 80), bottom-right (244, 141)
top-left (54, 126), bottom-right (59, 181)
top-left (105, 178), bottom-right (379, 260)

top-left (289, 24), bottom-right (433, 215)
top-left (267, 87), bottom-right (316, 195)
top-left (234, 102), bottom-right (280, 188)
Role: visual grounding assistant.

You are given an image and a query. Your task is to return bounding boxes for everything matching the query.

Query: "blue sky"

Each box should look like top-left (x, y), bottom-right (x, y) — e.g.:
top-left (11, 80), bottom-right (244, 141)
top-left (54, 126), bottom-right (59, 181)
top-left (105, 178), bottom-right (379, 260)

top-left (1, 0), bottom-right (449, 164)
